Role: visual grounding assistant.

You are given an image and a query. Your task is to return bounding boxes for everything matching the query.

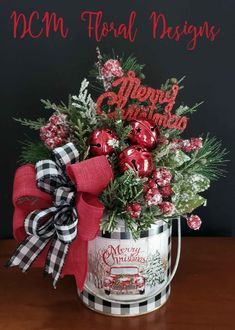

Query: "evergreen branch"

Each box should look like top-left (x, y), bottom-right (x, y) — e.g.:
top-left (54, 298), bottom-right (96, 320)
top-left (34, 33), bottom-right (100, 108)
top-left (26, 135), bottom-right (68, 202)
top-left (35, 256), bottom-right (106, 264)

top-left (176, 101), bottom-right (204, 116)
top-left (177, 76), bottom-right (186, 85)
top-left (108, 109), bottom-right (132, 150)
top-left (13, 117), bottom-right (46, 130)
top-left (41, 80), bottom-right (97, 160)
top-left (40, 99), bottom-right (63, 112)
top-left (162, 128), bottom-right (182, 140)
top-left (120, 54), bottom-right (145, 77)
top-left (19, 140), bottom-right (51, 164)
top-left (72, 118), bottom-right (91, 159)
top-left (100, 211), bottom-right (119, 233)
top-left (100, 170), bottom-right (145, 211)
top-left (152, 142), bottom-right (174, 165)
top-left (161, 76), bottom-right (185, 92)
top-left (71, 79), bottom-right (97, 127)
top-left (95, 109), bottom-right (131, 150)
top-left (181, 134), bottom-right (228, 180)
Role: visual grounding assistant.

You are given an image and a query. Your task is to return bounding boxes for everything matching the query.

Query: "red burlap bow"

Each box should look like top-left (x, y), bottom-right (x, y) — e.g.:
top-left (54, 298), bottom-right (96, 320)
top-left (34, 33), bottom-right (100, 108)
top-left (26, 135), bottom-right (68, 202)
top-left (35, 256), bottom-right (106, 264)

top-left (12, 156), bottom-right (113, 291)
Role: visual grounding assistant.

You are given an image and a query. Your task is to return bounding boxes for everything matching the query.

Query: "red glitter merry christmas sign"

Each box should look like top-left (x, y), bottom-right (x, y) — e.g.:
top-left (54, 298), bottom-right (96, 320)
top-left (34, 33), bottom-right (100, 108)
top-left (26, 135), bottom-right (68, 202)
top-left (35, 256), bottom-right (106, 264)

top-left (96, 70), bottom-right (188, 131)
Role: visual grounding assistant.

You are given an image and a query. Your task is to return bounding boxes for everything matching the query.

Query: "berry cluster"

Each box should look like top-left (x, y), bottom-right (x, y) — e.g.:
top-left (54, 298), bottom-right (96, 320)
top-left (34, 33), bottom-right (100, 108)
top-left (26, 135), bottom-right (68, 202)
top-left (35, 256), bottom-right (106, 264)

top-left (174, 137), bottom-right (203, 153)
top-left (143, 168), bottom-right (174, 216)
top-left (101, 59), bottom-right (124, 79)
top-left (40, 114), bottom-right (69, 150)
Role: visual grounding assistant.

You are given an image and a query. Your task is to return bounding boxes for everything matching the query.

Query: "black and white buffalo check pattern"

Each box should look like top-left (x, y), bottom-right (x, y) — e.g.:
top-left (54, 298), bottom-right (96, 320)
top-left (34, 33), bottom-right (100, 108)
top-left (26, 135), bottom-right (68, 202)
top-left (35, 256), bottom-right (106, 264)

top-left (100, 221), bottom-right (170, 239)
top-left (54, 143), bottom-right (79, 169)
top-left (78, 221), bottom-right (173, 316)
top-left (79, 285), bottom-right (171, 316)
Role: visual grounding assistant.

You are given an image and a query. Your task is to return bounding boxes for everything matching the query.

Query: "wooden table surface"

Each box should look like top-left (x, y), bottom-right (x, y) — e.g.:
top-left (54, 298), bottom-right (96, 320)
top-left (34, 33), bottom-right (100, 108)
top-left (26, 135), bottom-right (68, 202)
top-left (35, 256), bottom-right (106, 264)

top-left (0, 238), bottom-right (235, 330)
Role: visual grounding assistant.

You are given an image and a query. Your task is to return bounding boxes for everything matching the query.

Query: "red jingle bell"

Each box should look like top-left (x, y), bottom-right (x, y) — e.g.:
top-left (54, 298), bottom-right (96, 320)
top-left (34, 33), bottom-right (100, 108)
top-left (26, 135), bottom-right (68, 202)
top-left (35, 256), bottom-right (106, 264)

top-left (118, 145), bottom-right (153, 177)
top-left (89, 129), bottom-right (118, 156)
top-left (128, 120), bottom-right (160, 150)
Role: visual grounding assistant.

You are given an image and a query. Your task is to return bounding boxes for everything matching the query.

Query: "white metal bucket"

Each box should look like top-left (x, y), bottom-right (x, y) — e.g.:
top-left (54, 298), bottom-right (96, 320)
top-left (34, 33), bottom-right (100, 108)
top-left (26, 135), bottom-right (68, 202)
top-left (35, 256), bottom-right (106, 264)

top-left (78, 218), bottom-right (181, 316)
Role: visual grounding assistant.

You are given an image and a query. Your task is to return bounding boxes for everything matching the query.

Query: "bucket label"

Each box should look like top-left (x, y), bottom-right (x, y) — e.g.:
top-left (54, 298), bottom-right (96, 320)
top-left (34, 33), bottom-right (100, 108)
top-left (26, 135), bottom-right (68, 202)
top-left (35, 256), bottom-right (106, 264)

top-left (87, 230), bottom-right (170, 301)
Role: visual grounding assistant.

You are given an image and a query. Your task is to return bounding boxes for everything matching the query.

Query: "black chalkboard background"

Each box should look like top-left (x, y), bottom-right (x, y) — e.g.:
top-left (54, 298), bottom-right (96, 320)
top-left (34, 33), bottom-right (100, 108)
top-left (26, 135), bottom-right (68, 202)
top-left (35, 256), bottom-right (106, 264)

top-left (0, 0), bottom-right (234, 238)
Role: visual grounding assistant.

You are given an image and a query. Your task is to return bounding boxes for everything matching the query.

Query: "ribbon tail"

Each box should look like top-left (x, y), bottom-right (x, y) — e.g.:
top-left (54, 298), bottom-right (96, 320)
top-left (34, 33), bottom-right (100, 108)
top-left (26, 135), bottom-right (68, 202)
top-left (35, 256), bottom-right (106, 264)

top-left (74, 239), bottom-right (88, 292)
top-left (44, 239), bottom-right (70, 288)
top-left (6, 235), bottom-right (49, 272)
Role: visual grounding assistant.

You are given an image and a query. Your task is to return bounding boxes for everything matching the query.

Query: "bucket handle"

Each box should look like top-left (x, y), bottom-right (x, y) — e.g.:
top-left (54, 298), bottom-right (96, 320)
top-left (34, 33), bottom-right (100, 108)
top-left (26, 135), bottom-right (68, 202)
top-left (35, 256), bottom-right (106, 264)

top-left (149, 217), bottom-right (182, 298)
top-left (126, 217), bottom-right (182, 303)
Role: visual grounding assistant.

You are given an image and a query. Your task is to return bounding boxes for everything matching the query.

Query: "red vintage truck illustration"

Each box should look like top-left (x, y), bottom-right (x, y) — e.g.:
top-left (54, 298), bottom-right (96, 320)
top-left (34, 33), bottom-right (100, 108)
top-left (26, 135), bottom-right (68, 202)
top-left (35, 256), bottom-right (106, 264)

top-left (103, 266), bottom-right (145, 295)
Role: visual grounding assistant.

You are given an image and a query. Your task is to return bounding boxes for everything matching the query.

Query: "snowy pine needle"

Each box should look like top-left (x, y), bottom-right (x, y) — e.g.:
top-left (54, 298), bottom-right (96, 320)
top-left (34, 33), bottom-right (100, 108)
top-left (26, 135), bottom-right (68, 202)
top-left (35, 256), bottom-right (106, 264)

top-left (72, 79), bottom-right (97, 126)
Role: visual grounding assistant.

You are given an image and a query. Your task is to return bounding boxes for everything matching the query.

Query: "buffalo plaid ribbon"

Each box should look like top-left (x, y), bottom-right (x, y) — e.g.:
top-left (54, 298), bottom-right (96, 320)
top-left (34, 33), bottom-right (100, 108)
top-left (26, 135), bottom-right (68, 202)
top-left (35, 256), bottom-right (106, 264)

top-left (6, 143), bottom-right (80, 287)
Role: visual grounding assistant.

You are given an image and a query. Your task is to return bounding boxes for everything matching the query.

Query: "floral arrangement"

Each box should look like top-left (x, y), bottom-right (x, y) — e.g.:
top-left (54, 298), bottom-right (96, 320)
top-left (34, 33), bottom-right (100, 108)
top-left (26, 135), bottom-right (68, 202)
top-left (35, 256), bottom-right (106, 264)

top-left (15, 48), bottom-right (226, 239)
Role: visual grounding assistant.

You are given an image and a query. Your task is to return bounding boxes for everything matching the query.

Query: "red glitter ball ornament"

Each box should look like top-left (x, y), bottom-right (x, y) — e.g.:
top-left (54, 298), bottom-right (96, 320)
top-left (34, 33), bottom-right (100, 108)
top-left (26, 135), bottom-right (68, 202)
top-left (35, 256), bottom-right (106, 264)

top-left (128, 120), bottom-right (160, 150)
top-left (118, 145), bottom-right (153, 177)
top-left (89, 129), bottom-right (118, 156)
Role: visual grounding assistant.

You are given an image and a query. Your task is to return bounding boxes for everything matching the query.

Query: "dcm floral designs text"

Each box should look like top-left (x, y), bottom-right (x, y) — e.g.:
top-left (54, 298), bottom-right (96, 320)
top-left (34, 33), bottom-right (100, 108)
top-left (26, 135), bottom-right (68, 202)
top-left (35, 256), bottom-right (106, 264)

top-left (10, 10), bottom-right (220, 51)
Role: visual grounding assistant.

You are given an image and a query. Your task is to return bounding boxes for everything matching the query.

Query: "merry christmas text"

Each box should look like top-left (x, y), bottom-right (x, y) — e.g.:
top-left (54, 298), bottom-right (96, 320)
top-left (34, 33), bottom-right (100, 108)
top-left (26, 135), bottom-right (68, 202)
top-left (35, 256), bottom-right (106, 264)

top-left (102, 244), bottom-right (146, 266)
top-left (96, 70), bottom-right (188, 131)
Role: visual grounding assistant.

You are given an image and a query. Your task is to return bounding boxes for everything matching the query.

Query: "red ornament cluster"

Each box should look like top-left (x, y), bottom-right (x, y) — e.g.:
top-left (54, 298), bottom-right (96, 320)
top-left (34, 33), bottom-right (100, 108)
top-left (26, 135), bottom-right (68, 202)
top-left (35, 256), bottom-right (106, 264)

top-left (40, 114), bottom-right (69, 150)
top-left (88, 118), bottom-right (160, 178)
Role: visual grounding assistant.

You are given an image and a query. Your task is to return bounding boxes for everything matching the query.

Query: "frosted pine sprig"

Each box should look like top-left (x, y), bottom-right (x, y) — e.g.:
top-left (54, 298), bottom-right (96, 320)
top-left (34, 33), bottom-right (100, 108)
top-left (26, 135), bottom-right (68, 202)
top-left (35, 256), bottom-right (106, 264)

top-left (72, 79), bottom-right (97, 126)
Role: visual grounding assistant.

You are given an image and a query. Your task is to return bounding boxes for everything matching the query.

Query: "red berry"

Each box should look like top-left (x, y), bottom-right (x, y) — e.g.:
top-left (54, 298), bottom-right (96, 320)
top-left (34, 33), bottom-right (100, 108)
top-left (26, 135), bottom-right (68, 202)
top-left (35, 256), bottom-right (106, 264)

top-left (126, 203), bottom-right (142, 219)
top-left (152, 168), bottom-right (172, 187)
top-left (190, 137), bottom-right (203, 151)
top-left (186, 215), bottom-right (202, 230)
top-left (131, 203), bottom-right (142, 212)
top-left (145, 188), bottom-right (162, 206)
top-left (159, 185), bottom-right (173, 198)
top-left (151, 187), bottom-right (160, 195)
top-left (147, 178), bottom-right (158, 189)
top-left (159, 202), bottom-right (175, 216)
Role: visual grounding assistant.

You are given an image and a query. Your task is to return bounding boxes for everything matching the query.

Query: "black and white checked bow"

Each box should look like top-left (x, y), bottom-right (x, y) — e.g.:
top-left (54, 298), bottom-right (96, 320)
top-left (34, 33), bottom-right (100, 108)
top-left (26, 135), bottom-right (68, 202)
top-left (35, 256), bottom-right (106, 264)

top-left (7, 143), bottom-right (80, 287)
